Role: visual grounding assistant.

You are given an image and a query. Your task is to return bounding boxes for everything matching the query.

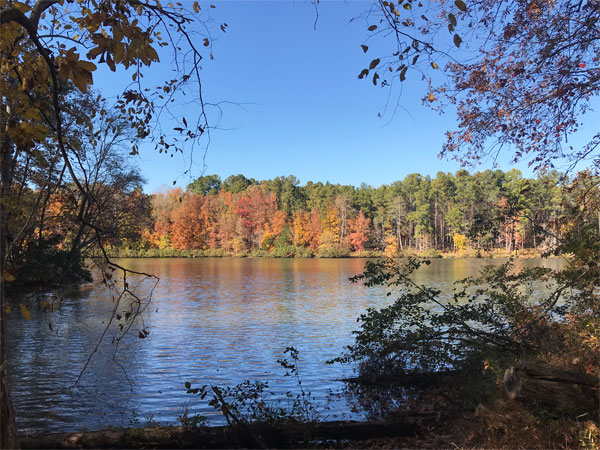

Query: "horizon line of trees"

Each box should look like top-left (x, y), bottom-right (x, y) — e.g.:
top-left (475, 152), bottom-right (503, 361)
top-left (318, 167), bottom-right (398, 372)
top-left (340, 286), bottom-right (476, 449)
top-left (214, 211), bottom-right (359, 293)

top-left (110, 169), bottom-right (596, 257)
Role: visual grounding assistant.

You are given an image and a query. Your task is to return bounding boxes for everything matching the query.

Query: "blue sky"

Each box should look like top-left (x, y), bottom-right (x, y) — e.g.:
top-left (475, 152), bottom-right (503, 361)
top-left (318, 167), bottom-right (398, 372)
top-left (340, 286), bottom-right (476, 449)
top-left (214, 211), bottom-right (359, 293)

top-left (94, 1), bottom-right (596, 193)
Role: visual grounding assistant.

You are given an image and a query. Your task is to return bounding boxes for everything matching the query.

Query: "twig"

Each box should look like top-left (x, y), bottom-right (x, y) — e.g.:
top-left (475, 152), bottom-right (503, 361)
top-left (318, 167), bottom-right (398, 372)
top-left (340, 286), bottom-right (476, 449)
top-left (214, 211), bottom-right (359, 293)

top-left (211, 385), bottom-right (267, 449)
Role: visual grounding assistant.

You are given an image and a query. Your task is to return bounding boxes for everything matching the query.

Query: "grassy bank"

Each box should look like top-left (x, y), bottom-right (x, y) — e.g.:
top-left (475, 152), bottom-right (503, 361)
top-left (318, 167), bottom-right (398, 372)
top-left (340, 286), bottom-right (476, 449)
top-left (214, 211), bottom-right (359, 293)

top-left (104, 247), bottom-right (551, 259)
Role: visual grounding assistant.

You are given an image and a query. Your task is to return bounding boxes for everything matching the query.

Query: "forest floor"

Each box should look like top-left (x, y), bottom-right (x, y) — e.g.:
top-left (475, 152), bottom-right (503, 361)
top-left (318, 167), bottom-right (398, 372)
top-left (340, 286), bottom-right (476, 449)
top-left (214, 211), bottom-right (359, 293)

top-left (341, 402), bottom-right (598, 449)
top-left (19, 401), bottom-right (597, 449)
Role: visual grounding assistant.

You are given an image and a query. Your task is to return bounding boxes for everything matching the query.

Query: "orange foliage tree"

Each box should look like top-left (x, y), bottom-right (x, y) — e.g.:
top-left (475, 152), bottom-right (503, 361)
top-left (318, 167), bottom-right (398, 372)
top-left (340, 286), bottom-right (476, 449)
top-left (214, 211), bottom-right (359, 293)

top-left (348, 211), bottom-right (371, 252)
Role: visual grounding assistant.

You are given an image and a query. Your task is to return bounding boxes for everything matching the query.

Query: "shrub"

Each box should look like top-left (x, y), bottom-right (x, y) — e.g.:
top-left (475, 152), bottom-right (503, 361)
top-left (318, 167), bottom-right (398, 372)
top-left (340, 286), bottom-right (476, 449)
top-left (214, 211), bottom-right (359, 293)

top-left (185, 348), bottom-right (319, 426)
top-left (151, 247), bottom-right (181, 257)
top-left (260, 233), bottom-right (274, 251)
top-left (274, 225), bottom-right (293, 248)
top-left (423, 248), bottom-right (442, 258)
top-left (352, 250), bottom-right (385, 258)
top-left (453, 233), bottom-right (469, 252)
top-left (251, 249), bottom-right (270, 258)
top-left (293, 246), bottom-right (314, 258)
top-left (267, 245), bottom-right (314, 258)
top-left (331, 255), bottom-right (599, 413)
top-left (178, 249), bottom-right (204, 258)
top-left (203, 248), bottom-right (232, 257)
top-left (270, 245), bottom-right (296, 258)
top-left (317, 245), bottom-right (351, 258)
top-left (11, 242), bottom-right (91, 289)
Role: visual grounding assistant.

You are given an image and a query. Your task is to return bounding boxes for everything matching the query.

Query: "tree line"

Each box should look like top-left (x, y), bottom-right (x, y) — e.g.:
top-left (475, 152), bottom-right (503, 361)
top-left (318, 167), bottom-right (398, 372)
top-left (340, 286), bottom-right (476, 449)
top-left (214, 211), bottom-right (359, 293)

top-left (96, 169), bottom-right (596, 258)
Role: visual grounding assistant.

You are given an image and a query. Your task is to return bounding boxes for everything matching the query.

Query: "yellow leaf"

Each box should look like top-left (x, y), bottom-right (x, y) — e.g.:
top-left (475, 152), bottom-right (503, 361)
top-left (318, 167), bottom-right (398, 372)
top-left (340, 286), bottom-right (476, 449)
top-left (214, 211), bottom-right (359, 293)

top-left (193, 1), bottom-right (200, 13)
top-left (13, 2), bottom-right (32, 13)
top-left (33, 149), bottom-right (48, 167)
top-left (428, 92), bottom-right (435, 101)
top-left (114, 43), bottom-right (124, 62)
top-left (105, 53), bottom-right (116, 72)
top-left (19, 303), bottom-right (31, 320)
top-left (5, 306), bottom-right (12, 314)
top-left (145, 46), bottom-right (159, 62)
top-left (70, 70), bottom-right (89, 92)
top-left (23, 107), bottom-right (40, 120)
top-left (2, 269), bottom-right (15, 282)
top-left (78, 60), bottom-right (97, 72)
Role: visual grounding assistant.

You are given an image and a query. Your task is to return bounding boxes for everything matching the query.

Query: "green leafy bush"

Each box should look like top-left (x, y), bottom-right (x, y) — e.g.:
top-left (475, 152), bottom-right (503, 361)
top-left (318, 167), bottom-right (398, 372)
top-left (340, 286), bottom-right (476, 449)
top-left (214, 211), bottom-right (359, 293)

top-left (270, 245), bottom-right (296, 258)
top-left (317, 245), bottom-right (351, 258)
top-left (292, 246), bottom-right (314, 258)
top-left (202, 248), bottom-right (232, 257)
top-left (423, 249), bottom-right (442, 258)
top-left (351, 250), bottom-right (385, 258)
top-left (274, 225), bottom-right (293, 248)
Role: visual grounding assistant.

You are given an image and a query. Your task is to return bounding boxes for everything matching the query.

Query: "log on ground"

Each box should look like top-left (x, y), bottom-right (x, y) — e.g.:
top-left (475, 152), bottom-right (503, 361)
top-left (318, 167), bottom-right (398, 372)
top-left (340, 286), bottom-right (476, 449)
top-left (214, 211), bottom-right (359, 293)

top-left (19, 417), bottom-right (428, 449)
top-left (504, 361), bottom-right (599, 416)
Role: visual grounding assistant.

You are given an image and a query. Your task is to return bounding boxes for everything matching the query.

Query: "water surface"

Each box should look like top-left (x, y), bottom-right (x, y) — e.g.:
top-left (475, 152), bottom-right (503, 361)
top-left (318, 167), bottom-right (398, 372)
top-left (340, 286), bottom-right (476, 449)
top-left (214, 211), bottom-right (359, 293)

top-left (6, 257), bottom-right (565, 433)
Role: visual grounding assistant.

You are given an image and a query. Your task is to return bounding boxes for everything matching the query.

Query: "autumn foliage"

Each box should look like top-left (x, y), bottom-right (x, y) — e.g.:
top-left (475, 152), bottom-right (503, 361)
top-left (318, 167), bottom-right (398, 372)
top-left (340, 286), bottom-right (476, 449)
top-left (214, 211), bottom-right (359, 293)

top-left (124, 169), bottom-right (598, 257)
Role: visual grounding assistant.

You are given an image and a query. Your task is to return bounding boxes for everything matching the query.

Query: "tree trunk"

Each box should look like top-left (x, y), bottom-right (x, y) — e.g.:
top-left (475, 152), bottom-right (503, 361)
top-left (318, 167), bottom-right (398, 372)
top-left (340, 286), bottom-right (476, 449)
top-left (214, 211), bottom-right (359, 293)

top-left (504, 362), bottom-right (599, 417)
top-left (1, 99), bottom-right (20, 449)
top-left (0, 287), bottom-right (19, 449)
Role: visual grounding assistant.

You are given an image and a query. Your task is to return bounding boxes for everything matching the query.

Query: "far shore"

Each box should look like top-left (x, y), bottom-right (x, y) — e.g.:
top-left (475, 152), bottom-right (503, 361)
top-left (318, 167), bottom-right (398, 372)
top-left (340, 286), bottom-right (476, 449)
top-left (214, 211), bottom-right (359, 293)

top-left (103, 248), bottom-right (561, 260)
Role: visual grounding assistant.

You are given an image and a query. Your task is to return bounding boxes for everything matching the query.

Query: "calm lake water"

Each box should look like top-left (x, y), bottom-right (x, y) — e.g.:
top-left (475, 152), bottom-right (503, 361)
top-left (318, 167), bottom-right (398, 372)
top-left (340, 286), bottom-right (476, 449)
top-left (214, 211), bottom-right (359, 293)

top-left (6, 257), bottom-right (566, 434)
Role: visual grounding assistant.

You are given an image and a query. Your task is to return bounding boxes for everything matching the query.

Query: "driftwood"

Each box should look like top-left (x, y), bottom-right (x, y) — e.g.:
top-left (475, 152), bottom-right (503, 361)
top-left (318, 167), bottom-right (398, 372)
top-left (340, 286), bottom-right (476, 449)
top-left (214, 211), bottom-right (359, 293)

top-left (19, 417), bottom-right (429, 449)
top-left (504, 362), bottom-right (599, 417)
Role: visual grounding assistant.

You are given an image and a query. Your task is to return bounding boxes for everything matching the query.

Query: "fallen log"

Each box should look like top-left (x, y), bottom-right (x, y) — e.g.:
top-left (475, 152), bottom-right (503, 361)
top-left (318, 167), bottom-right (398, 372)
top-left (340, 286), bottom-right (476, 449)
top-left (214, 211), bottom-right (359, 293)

top-left (337, 368), bottom-right (467, 387)
top-left (19, 417), bottom-right (428, 449)
top-left (504, 362), bottom-right (599, 417)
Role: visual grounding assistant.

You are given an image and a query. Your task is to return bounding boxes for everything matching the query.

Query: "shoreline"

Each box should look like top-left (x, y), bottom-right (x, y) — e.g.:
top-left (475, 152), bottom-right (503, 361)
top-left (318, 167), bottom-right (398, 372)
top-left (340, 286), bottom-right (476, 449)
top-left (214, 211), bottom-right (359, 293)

top-left (18, 417), bottom-right (429, 449)
top-left (103, 251), bottom-right (560, 260)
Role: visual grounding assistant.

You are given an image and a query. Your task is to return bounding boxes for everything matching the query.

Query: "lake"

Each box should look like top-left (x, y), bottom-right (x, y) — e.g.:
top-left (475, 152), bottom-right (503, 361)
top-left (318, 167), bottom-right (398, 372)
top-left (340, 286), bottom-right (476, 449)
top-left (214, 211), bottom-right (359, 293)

top-left (5, 257), bottom-right (566, 434)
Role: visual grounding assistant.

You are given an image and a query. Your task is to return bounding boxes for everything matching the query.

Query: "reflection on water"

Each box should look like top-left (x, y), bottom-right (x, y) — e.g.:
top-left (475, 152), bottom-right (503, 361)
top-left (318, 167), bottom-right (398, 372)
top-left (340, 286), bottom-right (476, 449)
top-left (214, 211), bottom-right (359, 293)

top-left (5, 257), bottom-right (566, 433)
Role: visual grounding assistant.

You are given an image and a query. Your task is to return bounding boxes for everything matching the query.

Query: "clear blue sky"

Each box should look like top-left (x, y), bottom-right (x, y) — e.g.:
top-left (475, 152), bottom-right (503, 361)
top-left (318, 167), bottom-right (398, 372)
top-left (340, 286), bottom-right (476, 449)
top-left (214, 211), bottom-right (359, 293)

top-left (94, 1), bottom-right (596, 193)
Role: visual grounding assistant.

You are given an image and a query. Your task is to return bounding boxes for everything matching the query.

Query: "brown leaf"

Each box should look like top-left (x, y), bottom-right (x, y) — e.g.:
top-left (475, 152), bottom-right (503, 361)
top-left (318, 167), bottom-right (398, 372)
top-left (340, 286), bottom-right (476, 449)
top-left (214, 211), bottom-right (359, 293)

top-left (453, 34), bottom-right (462, 48)
top-left (455, 0), bottom-right (467, 11)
